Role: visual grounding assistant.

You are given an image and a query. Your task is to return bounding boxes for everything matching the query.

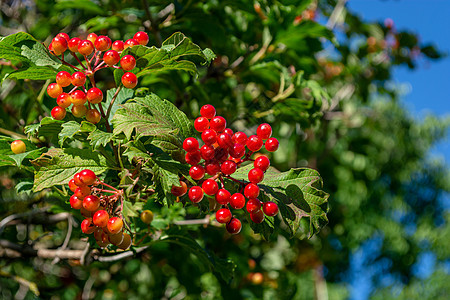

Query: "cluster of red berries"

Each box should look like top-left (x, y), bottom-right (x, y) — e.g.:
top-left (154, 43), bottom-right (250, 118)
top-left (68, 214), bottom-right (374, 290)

top-left (68, 169), bottom-right (131, 250)
top-left (174, 104), bottom-right (280, 234)
top-left (47, 31), bottom-right (148, 122)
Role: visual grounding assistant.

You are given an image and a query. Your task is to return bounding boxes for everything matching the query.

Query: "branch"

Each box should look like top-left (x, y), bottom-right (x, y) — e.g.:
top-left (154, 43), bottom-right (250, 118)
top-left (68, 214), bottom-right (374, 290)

top-left (326, 0), bottom-right (348, 30)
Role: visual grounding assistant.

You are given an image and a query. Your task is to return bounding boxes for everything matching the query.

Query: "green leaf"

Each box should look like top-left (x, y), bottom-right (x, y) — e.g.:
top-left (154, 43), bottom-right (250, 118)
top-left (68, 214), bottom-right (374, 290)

top-left (5, 66), bottom-right (57, 81)
top-left (234, 165), bottom-right (329, 238)
top-left (31, 148), bottom-right (113, 191)
top-left (54, 0), bottom-right (106, 15)
top-left (58, 121), bottom-right (81, 146)
top-left (246, 215), bottom-right (275, 240)
top-left (103, 87), bottom-right (134, 123)
top-left (122, 200), bottom-right (144, 222)
top-left (151, 157), bottom-right (181, 206)
top-left (8, 148), bottom-right (45, 168)
top-left (88, 129), bottom-right (114, 150)
top-left (25, 117), bottom-right (64, 145)
top-left (0, 32), bottom-right (40, 62)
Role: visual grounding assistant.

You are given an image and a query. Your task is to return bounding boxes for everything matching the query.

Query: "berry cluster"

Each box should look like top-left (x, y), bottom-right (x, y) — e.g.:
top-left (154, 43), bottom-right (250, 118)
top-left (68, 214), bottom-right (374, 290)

top-left (47, 31), bottom-right (148, 122)
top-left (68, 169), bottom-right (131, 249)
top-left (176, 104), bottom-right (280, 234)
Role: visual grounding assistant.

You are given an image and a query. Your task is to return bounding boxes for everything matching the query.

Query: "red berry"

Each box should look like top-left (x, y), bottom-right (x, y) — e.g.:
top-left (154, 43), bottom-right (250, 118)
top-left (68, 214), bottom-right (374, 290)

top-left (217, 132), bottom-right (233, 149)
top-left (226, 218), bottom-right (242, 234)
top-left (47, 83), bottom-right (62, 98)
top-left (124, 38), bottom-right (139, 49)
top-left (70, 195), bottom-right (83, 209)
top-left (70, 90), bottom-right (87, 105)
top-left (56, 71), bottom-right (71, 87)
top-left (68, 37), bottom-right (81, 52)
top-left (265, 138), bottom-right (279, 152)
top-left (94, 35), bottom-right (111, 51)
top-left (87, 87), bottom-right (103, 104)
top-left (229, 143), bottom-right (245, 158)
top-left (246, 198), bottom-right (261, 213)
top-left (120, 55), bottom-right (136, 71)
top-left (71, 71), bottom-right (86, 87)
top-left (189, 165), bottom-right (205, 180)
top-left (254, 155), bottom-right (270, 171)
top-left (86, 109), bottom-right (101, 124)
top-left (73, 173), bottom-right (84, 186)
top-left (72, 104), bottom-right (87, 118)
top-left (81, 219), bottom-right (96, 234)
top-left (201, 129), bottom-right (217, 145)
top-left (263, 201), bottom-right (279, 217)
top-left (171, 181), bottom-right (188, 197)
top-left (107, 217), bottom-right (123, 234)
top-left (250, 209), bottom-right (265, 223)
top-left (202, 179), bottom-right (218, 195)
top-left (244, 183), bottom-right (260, 199)
top-left (246, 135), bottom-right (263, 152)
top-left (185, 150), bottom-right (201, 165)
top-left (121, 72), bottom-right (138, 89)
top-left (232, 131), bottom-right (248, 145)
top-left (200, 145), bottom-right (215, 161)
top-left (56, 32), bottom-right (69, 41)
top-left (78, 40), bottom-right (94, 56)
top-left (112, 40), bottom-right (124, 51)
top-left (214, 147), bottom-right (229, 163)
top-left (257, 123), bottom-right (272, 140)
top-left (200, 104), bottom-right (216, 119)
top-left (183, 137), bottom-right (199, 153)
top-left (224, 128), bottom-right (234, 136)
top-left (215, 189), bottom-right (231, 205)
top-left (87, 33), bottom-right (98, 44)
top-left (79, 169), bottom-right (96, 185)
top-left (52, 36), bottom-right (68, 53)
top-left (56, 93), bottom-right (72, 108)
top-left (93, 210), bottom-right (109, 227)
top-left (230, 193), bottom-right (245, 209)
top-left (221, 160), bottom-right (237, 175)
top-left (133, 31), bottom-right (149, 45)
top-left (103, 50), bottom-right (120, 66)
top-left (188, 186), bottom-right (204, 203)
top-left (82, 195), bottom-right (100, 211)
top-left (205, 162), bottom-right (221, 176)
top-left (68, 179), bottom-right (78, 192)
top-left (51, 106), bottom-right (66, 120)
top-left (194, 117), bottom-right (209, 132)
top-left (210, 116), bottom-right (226, 132)
top-left (216, 208), bottom-right (232, 224)
top-left (248, 168), bottom-right (264, 184)
top-left (74, 185), bottom-right (91, 199)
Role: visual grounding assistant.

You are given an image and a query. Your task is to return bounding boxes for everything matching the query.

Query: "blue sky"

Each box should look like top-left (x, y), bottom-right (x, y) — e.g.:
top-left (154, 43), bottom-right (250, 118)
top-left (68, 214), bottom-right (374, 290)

top-left (347, 0), bottom-right (450, 163)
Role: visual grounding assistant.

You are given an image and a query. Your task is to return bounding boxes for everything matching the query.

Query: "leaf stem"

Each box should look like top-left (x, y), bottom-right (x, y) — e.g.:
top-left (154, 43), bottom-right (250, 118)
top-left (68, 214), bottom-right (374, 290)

top-left (106, 85), bottom-right (122, 120)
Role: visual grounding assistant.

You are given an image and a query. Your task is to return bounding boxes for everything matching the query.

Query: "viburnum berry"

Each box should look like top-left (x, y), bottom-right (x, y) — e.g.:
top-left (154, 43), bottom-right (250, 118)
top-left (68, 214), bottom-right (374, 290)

top-left (120, 55), bottom-right (136, 71)
top-left (71, 72), bottom-right (86, 86)
top-left (10, 140), bottom-right (26, 154)
top-left (70, 90), bottom-right (87, 105)
top-left (194, 117), bottom-right (210, 132)
top-left (51, 36), bottom-right (68, 54)
top-left (210, 116), bottom-right (226, 132)
top-left (94, 35), bottom-right (112, 51)
top-left (56, 93), bottom-right (72, 108)
top-left (183, 137), bottom-right (199, 153)
top-left (82, 195), bottom-right (100, 211)
top-left (246, 198), bottom-right (261, 213)
top-left (224, 128), bottom-right (234, 136)
top-left (248, 168), bottom-right (264, 184)
top-left (68, 179), bottom-right (78, 192)
top-left (86, 33), bottom-right (98, 43)
top-left (107, 217), bottom-right (123, 234)
top-left (232, 131), bottom-right (248, 145)
top-left (171, 181), bottom-right (187, 197)
top-left (86, 109), bottom-right (101, 124)
top-left (78, 40), bottom-right (94, 56)
top-left (216, 208), bottom-right (232, 224)
top-left (80, 207), bottom-right (93, 218)
top-left (79, 169), bottom-right (96, 185)
top-left (68, 37), bottom-right (81, 52)
top-left (214, 148), bottom-right (229, 163)
top-left (74, 185), bottom-right (91, 199)
top-left (205, 162), bottom-right (221, 176)
top-left (200, 145), bottom-right (215, 161)
top-left (72, 104), bottom-right (87, 118)
top-left (134, 31), bottom-right (149, 45)
top-left (81, 219), bottom-right (96, 234)
top-left (140, 210), bottom-right (154, 224)
top-left (69, 195), bottom-right (83, 209)
top-left (111, 40), bottom-right (124, 51)
top-left (124, 38), bottom-right (139, 49)
top-left (202, 178), bottom-right (218, 195)
top-left (121, 72), bottom-right (138, 89)
top-left (103, 50), bottom-right (120, 66)
top-left (189, 165), bottom-right (205, 180)
top-left (257, 123), bottom-right (272, 140)
top-left (185, 150), bottom-right (201, 165)
top-left (109, 232), bottom-right (124, 246)
top-left (230, 193), bottom-right (245, 209)
top-left (254, 155), bottom-right (270, 171)
top-left (263, 201), bottom-right (279, 217)
top-left (217, 132), bottom-right (233, 149)
top-left (246, 135), bottom-right (263, 152)
top-left (47, 83), bottom-right (62, 98)
top-left (73, 173), bottom-right (84, 186)
top-left (215, 189), bottom-right (231, 205)
top-left (226, 218), bottom-right (242, 234)
top-left (87, 87), bottom-right (103, 104)
top-left (117, 232), bottom-right (132, 250)
top-left (250, 209), bottom-right (265, 223)
top-left (221, 160), bottom-right (237, 175)
top-left (51, 106), bottom-right (66, 120)
top-left (56, 32), bottom-right (69, 41)
top-left (201, 129), bottom-right (217, 145)
top-left (188, 186), bottom-right (204, 203)
top-left (229, 143), bottom-right (245, 158)
top-left (56, 71), bottom-right (71, 87)
top-left (200, 104), bottom-right (216, 119)
top-left (244, 183), bottom-right (260, 199)
top-left (265, 137), bottom-right (279, 152)
top-left (93, 210), bottom-right (109, 227)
